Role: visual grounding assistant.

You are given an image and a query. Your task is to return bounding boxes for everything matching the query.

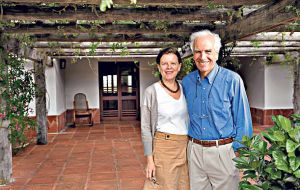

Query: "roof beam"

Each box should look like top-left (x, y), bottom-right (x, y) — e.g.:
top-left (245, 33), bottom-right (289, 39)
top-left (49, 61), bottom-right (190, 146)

top-left (33, 41), bottom-right (184, 48)
top-left (241, 32), bottom-right (300, 41)
top-left (1, 7), bottom-right (227, 22)
top-left (4, 23), bottom-right (206, 35)
top-left (32, 35), bottom-right (188, 42)
top-left (219, 0), bottom-right (300, 43)
top-left (4, 0), bottom-right (270, 7)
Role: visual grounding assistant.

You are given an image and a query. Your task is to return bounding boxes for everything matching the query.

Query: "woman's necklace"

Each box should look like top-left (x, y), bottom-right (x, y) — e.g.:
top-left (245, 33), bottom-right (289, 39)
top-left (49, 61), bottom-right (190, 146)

top-left (161, 80), bottom-right (180, 93)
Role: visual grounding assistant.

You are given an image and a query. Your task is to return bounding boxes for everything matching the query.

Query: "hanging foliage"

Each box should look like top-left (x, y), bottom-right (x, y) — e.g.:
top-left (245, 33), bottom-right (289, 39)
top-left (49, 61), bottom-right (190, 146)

top-left (0, 41), bottom-right (36, 155)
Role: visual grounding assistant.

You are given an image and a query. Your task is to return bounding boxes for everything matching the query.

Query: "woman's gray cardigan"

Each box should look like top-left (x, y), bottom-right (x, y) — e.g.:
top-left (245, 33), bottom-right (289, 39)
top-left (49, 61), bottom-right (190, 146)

top-left (141, 83), bottom-right (158, 156)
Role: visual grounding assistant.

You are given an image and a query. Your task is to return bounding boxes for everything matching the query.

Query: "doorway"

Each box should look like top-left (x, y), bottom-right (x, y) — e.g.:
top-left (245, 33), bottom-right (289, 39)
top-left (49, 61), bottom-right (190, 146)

top-left (99, 62), bottom-right (139, 121)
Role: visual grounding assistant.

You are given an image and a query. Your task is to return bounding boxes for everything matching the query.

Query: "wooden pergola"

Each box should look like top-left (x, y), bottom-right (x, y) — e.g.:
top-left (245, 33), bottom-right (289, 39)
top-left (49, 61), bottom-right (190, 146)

top-left (1, 0), bottom-right (299, 58)
top-left (0, 0), bottom-right (299, 184)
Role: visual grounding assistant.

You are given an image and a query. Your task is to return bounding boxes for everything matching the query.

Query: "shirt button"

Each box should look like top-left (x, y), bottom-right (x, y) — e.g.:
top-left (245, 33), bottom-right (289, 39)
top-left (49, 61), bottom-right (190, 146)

top-left (203, 87), bottom-right (206, 90)
top-left (202, 101), bottom-right (205, 103)
top-left (203, 128), bottom-right (206, 130)
top-left (202, 114), bottom-right (205, 117)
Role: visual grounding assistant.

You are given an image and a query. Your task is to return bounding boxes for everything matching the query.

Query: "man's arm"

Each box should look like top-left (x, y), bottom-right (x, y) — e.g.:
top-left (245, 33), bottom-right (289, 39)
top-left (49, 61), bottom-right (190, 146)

top-left (231, 77), bottom-right (253, 151)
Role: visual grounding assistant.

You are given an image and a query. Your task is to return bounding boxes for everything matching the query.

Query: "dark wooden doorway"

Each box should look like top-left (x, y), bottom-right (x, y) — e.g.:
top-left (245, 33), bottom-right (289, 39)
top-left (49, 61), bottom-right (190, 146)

top-left (99, 62), bottom-right (139, 121)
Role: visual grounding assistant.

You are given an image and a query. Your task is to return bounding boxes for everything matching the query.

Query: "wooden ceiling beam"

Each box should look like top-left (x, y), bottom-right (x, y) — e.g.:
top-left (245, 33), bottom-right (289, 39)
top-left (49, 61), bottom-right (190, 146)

top-left (33, 41), bottom-right (184, 48)
top-left (33, 35), bottom-right (188, 42)
top-left (4, 23), bottom-right (206, 35)
top-left (241, 32), bottom-right (300, 41)
top-left (48, 52), bottom-right (158, 56)
top-left (4, 0), bottom-right (270, 7)
top-left (1, 7), bottom-right (226, 22)
top-left (219, 0), bottom-right (299, 43)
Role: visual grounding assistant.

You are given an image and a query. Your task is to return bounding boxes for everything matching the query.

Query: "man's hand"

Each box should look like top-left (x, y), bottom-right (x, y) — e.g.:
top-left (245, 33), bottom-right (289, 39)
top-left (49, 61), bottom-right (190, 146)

top-left (145, 155), bottom-right (155, 180)
top-left (235, 151), bottom-right (240, 157)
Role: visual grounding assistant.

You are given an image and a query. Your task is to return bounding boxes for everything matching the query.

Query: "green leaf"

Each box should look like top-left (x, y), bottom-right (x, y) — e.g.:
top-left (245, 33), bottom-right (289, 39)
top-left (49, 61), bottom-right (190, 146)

top-left (243, 170), bottom-right (257, 179)
top-left (286, 139), bottom-right (300, 153)
top-left (277, 115), bottom-right (292, 132)
top-left (265, 165), bottom-right (282, 179)
top-left (242, 135), bottom-right (251, 147)
top-left (289, 127), bottom-right (300, 143)
top-left (283, 175), bottom-right (298, 182)
top-left (261, 181), bottom-right (270, 190)
top-left (100, 0), bottom-right (113, 12)
top-left (271, 170), bottom-right (282, 180)
top-left (261, 131), bottom-right (277, 143)
top-left (289, 156), bottom-right (300, 171)
top-left (272, 150), bottom-right (292, 173)
top-left (293, 169), bottom-right (300, 178)
top-left (250, 160), bottom-right (260, 169)
top-left (273, 131), bottom-right (286, 141)
top-left (257, 140), bottom-right (267, 153)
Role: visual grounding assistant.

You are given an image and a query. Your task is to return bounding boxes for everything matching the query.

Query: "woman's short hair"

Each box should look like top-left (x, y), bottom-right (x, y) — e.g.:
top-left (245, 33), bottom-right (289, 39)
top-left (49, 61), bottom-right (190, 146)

top-left (156, 47), bottom-right (182, 65)
top-left (190, 30), bottom-right (222, 53)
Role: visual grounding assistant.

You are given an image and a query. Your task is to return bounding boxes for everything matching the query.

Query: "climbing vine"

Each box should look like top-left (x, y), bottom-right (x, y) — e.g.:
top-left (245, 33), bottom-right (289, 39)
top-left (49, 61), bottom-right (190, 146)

top-left (0, 41), bottom-right (36, 154)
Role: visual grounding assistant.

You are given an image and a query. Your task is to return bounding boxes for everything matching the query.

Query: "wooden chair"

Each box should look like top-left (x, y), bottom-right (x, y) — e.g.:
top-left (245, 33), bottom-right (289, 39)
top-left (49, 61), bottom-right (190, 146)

top-left (73, 93), bottom-right (93, 127)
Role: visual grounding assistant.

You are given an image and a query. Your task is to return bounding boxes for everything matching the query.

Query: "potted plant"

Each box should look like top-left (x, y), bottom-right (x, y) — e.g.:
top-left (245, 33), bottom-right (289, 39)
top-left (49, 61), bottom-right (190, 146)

top-left (235, 114), bottom-right (300, 190)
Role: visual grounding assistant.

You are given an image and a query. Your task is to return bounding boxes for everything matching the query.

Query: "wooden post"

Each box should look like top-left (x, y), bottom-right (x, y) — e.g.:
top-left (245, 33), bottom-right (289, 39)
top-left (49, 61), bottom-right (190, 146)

top-left (0, 70), bottom-right (13, 184)
top-left (294, 54), bottom-right (300, 114)
top-left (0, 119), bottom-right (12, 184)
top-left (34, 60), bottom-right (47, 145)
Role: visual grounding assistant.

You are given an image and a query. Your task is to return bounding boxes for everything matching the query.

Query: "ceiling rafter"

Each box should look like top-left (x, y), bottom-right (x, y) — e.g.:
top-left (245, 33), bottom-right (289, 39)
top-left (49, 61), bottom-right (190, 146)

top-left (3, 0), bottom-right (270, 7)
top-left (1, 6), bottom-right (228, 22)
top-left (219, 0), bottom-right (299, 43)
top-left (4, 23), bottom-right (210, 35)
top-left (1, 0), bottom-right (299, 58)
top-left (32, 34), bottom-right (188, 42)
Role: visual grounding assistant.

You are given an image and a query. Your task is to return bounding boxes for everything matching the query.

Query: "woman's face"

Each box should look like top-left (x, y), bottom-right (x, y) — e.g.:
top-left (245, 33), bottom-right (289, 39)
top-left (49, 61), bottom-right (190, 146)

top-left (157, 53), bottom-right (181, 81)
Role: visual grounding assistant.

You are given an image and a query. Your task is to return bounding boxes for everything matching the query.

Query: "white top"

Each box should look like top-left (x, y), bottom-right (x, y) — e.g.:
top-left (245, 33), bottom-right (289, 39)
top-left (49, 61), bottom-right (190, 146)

top-left (155, 82), bottom-right (189, 135)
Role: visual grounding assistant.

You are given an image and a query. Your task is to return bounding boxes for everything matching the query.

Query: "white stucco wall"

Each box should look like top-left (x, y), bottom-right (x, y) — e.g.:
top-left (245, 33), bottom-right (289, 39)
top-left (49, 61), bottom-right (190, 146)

top-left (45, 58), bottom-right (66, 115)
top-left (138, 58), bottom-right (158, 103)
top-left (240, 57), bottom-right (265, 109)
top-left (239, 57), bottom-right (293, 109)
top-left (265, 63), bottom-right (293, 109)
top-left (27, 57), bottom-right (66, 116)
top-left (64, 57), bottom-right (157, 110)
top-left (65, 58), bottom-right (99, 109)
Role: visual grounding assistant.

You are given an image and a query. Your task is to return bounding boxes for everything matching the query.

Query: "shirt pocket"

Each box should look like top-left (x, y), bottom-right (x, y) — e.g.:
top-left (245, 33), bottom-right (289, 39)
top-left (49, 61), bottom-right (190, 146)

top-left (208, 96), bottom-right (231, 129)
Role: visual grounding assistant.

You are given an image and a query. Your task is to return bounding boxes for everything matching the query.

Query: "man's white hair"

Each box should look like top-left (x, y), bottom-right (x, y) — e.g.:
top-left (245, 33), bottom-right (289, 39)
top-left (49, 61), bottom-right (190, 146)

top-left (190, 30), bottom-right (222, 53)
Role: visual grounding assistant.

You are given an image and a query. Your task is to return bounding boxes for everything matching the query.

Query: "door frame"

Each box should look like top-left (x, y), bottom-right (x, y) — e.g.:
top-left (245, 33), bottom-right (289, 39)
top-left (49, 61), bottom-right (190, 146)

top-left (99, 61), bottom-right (139, 121)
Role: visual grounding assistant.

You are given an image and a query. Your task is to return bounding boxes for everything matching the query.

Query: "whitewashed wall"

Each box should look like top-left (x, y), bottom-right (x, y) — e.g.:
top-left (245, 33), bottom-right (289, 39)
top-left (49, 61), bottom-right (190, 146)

top-left (65, 58), bottom-right (99, 109)
top-left (25, 60), bottom-right (36, 116)
top-left (64, 57), bottom-right (157, 110)
top-left (45, 58), bottom-right (66, 115)
top-left (27, 57), bottom-right (66, 116)
top-left (138, 58), bottom-right (158, 103)
top-left (239, 57), bottom-right (293, 109)
top-left (239, 57), bottom-right (265, 109)
top-left (265, 63), bottom-right (293, 109)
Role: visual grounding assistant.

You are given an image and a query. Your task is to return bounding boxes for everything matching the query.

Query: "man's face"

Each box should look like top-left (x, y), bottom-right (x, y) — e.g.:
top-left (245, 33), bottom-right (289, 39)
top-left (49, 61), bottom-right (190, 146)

top-left (193, 35), bottom-right (219, 78)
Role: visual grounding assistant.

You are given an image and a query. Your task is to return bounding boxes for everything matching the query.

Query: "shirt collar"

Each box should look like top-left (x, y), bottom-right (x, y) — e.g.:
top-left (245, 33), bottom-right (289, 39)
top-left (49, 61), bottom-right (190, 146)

top-left (196, 64), bottom-right (219, 84)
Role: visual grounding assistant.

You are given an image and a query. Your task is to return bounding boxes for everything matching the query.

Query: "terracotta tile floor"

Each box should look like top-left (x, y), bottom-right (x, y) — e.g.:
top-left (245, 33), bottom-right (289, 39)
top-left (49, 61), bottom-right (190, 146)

top-left (0, 121), bottom-right (271, 190)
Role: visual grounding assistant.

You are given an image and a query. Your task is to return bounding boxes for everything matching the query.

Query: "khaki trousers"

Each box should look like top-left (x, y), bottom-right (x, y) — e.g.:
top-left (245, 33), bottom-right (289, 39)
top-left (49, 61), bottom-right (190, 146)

top-left (143, 133), bottom-right (190, 190)
top-left (187, 141), bottom-right (239, 190)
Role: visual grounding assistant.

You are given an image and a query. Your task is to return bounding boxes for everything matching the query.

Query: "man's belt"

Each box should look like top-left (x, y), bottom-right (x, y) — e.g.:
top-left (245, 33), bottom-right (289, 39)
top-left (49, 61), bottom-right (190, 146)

top-left (189, 137), bottom-right (233, 147)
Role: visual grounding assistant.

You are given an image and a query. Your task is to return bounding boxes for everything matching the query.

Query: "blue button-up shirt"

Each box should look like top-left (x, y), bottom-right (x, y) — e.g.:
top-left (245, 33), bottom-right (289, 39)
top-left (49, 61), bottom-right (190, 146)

top-left (182, 64), bottom-right (253, 151)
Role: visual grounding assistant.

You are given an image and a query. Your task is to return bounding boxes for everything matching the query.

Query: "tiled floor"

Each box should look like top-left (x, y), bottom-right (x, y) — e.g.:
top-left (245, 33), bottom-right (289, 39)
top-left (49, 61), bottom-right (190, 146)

top-left (0, 121), bottom-right (271, 190)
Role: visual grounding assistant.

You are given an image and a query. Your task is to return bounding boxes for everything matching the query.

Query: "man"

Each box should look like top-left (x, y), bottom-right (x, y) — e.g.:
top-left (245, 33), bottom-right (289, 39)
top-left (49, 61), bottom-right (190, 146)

top-left (182, 30), bottom-right (253, 190)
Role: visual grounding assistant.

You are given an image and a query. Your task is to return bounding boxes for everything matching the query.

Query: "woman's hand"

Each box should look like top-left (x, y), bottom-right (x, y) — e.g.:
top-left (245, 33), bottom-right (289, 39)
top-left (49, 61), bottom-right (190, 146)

top-left (145, 155), bottom-right (155, 180)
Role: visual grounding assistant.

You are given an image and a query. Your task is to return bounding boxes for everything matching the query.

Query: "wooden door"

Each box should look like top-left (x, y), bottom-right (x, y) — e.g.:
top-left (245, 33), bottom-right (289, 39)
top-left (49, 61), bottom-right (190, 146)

top-left (99, 62), bottom-right (139, 121)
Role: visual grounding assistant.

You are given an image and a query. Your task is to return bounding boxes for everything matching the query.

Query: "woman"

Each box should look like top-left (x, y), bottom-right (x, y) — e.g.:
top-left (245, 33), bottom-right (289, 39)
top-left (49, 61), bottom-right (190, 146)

top-left (141, 47), bottom-right (190, 190)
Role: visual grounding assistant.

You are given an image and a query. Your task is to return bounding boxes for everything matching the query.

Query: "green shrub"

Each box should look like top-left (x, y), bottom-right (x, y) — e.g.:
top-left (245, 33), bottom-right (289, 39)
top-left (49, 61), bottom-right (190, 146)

top-left (235, 114), bottom-right (300, 190)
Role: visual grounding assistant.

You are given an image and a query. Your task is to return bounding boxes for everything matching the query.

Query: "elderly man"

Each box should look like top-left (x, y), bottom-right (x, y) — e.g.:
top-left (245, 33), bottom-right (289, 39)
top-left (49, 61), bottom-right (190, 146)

top-left (182, 30), bottom-right (253, 190)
